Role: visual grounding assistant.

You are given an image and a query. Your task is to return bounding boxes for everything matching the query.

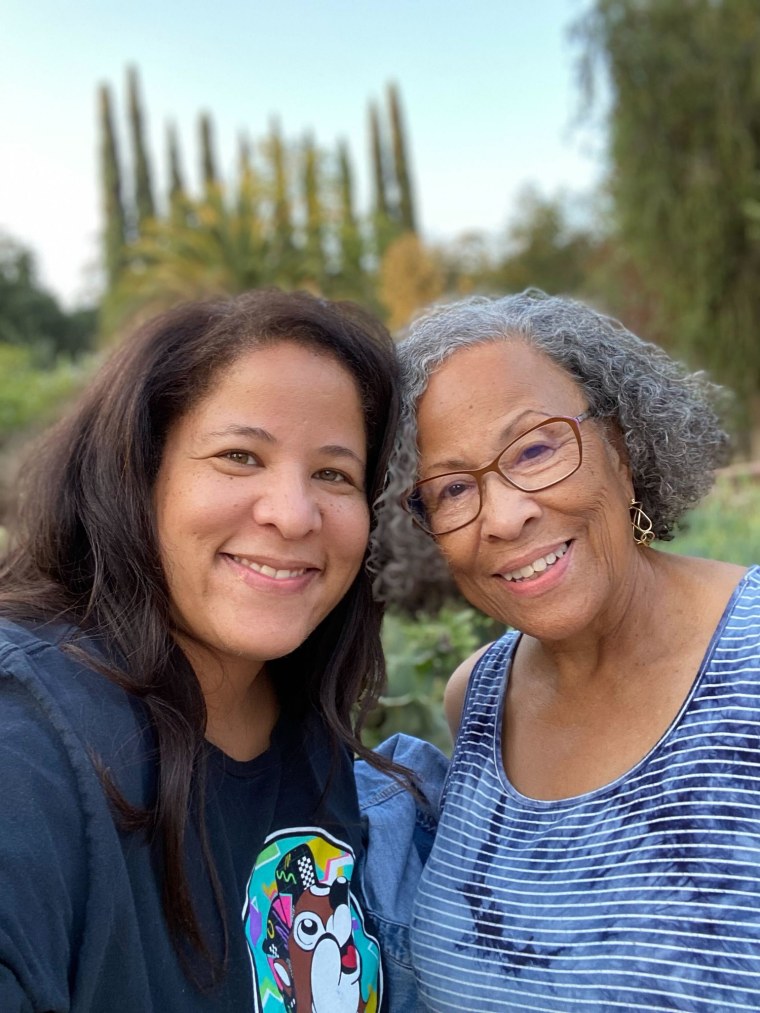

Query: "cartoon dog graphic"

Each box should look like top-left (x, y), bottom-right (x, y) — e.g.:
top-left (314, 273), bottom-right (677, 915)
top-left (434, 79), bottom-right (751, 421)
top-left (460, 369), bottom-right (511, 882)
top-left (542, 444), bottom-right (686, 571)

top-left (266, 843), bottom-right (365, 1012)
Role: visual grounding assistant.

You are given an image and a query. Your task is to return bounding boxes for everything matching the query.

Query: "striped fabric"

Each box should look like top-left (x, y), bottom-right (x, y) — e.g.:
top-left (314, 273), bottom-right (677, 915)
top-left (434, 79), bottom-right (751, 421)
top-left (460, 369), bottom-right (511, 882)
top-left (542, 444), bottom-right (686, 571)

top-left (411, 565), bottom-right (760, 1012)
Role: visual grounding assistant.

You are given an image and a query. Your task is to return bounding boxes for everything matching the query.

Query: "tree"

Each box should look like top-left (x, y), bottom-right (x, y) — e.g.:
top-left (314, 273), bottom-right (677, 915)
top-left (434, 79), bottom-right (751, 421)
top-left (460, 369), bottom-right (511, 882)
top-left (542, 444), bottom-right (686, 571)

top-left (494, 188), bottom-right (598, 296)
top-left (301, 135), bottom-right (327, 289)
top-left (578, 0), bottom-right (760, 444)
top-left (0, 235), bottom-right (95, 361)
top-left (98, 84), bottom-right (127, 289)
top-left (236, 135), bottom-right (264, 263)
top-left (369, 102), bottom-right (396, 257)
top-left (166, 122), bottom-right (191, 225)
top-left (100, 196), bottom-right (272, 339)
top-left (334, 140), bottom-right (365, 297)
top-left (379, 232), bottom-right (444, 333)
top-left (199, 112), bottom-right (218, 193)
top-left (264, 120), bottom-right (298, 284)
top-left (127, 66), bottom-right (155, 231)
top-left (387, 82), bottom-right (416, 233)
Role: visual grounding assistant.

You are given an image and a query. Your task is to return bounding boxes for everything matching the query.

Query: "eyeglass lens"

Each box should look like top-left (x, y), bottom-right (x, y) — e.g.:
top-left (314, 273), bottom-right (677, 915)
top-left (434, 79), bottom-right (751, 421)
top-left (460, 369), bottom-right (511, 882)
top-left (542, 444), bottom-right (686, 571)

top-left (410, 418), bottom-right (581, 534)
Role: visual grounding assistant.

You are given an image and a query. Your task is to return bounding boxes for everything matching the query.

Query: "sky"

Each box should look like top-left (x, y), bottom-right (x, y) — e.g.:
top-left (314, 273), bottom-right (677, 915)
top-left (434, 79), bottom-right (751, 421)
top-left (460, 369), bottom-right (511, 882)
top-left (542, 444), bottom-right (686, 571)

top-left (1, 0), bottom-right (606, 307)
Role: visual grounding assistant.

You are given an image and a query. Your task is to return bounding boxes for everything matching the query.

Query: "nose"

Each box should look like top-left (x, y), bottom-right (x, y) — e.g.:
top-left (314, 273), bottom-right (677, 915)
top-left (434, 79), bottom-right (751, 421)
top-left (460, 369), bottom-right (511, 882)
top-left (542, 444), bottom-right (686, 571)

top-left (477, 472), bottom-right (541, 541)
top-left (251, 471), bottom-right (322, 539)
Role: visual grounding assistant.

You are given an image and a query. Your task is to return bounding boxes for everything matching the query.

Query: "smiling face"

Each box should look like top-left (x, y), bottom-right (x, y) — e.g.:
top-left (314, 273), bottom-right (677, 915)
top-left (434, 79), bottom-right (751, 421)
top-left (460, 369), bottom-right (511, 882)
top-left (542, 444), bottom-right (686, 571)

top-left (153, 341), bottom-right (369, 683)
top-left (416, 340), bottom-right (637, 642)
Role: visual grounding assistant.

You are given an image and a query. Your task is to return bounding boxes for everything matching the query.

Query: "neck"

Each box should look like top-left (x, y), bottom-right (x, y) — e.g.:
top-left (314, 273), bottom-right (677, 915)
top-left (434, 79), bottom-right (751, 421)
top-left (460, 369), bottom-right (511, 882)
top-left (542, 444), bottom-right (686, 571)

top-left (177, 636), bottom-right (280, 761)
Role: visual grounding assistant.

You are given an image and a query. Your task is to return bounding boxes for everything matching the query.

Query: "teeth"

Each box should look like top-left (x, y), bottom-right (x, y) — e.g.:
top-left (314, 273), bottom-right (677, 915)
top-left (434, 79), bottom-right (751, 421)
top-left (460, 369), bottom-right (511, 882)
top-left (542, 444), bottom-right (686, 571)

top-left (231, 556), bottom-right (307, 579)
top-left (503, 543), bottom-right (568, 583)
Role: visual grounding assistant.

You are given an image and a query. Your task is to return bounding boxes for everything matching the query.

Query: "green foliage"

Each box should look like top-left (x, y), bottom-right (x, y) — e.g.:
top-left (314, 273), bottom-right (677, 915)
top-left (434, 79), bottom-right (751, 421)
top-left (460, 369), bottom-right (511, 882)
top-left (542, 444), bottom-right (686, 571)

top-left (334, 141), bottom-right (366, 298)
top-left (0, 236), bottom-right (95, 362)
top-left (167, 123), bottom-right (185, 207)
top-left (98, 84), bottom-right (127, 288)
top-left (199, 112), bottom-right (218, 191)
top-left (578, 0), bottom-right (760, 432)
top-left (301, 135), bottom-right (327, 289)
top-left (661, 475), bottom-right (760, 565)
top-left (387, 82), bottom-right (416, 234)
top-left (127, 66), bottom-right (155, 229)
top-left (494, 187), bottom-right (600, 296)
top-left (0, 344), bottom-right (92, 445)
top-left (365, 605), bottom-right (502, 752)
top-left (96, 71), bottom-right (425, 328)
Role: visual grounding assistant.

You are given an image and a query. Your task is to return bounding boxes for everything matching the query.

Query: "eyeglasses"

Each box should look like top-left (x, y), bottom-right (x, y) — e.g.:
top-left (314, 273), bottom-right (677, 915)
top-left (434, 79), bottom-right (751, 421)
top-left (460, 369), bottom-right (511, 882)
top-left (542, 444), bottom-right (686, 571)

top-left (404, 411), bottom-right (592, 536)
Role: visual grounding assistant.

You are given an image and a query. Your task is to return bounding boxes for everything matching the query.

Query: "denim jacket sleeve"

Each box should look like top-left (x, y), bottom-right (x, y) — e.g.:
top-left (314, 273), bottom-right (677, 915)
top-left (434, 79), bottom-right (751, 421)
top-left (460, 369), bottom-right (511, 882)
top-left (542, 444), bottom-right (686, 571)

top-left (355, 733), bottom-right (450, 1013)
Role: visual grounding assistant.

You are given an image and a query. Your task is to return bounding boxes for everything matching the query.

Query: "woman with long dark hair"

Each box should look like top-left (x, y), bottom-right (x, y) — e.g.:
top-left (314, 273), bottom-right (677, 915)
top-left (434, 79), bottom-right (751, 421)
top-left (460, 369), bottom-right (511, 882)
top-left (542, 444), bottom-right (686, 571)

top-left (0, 289), bottom-right (398, 1011)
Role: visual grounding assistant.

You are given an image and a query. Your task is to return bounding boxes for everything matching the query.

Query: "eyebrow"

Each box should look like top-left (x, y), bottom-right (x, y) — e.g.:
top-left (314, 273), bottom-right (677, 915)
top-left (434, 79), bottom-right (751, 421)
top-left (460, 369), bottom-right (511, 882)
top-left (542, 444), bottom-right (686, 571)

top-left (206, 425), bottom-right (366, 467)
top-left (422, 408), bottom-right (538, 475)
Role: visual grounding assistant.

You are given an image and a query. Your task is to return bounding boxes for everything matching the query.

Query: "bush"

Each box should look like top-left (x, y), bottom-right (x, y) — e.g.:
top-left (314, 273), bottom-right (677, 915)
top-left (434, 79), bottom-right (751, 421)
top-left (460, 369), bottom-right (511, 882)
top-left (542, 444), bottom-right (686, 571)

top-left (661, 475), bottom-right (760, 565)
top-left (0, 344), bottom-right (93, 446)
top-left (368, 605), bottom-right (502, 752)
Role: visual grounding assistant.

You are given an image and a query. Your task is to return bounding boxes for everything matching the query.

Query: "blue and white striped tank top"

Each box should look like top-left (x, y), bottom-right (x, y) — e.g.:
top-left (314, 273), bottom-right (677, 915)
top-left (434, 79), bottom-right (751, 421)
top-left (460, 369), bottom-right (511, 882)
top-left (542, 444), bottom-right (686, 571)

top-left (411, 565), bottom-right (760, 1011)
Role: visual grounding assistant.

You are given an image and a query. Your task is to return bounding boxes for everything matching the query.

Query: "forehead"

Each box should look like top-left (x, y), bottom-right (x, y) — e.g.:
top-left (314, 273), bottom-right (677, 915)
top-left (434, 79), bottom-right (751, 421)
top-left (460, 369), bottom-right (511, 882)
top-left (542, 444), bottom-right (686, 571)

top-left (169, 340), bottom-right (366, 447)
top-left (417, 340), bottom-right (581, 437)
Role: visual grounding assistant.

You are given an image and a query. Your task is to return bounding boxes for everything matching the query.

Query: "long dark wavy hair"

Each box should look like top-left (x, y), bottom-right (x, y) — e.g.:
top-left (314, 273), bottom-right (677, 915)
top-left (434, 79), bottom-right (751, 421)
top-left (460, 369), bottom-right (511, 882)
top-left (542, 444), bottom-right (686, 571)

top-left (0, 289), bottom-right (400, 978)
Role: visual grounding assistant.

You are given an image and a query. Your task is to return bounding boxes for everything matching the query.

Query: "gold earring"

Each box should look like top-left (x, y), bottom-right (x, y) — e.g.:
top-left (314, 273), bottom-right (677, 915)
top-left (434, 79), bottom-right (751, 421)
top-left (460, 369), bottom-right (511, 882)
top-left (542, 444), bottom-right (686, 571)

top-left (629, 499), bottom-right (655, 546)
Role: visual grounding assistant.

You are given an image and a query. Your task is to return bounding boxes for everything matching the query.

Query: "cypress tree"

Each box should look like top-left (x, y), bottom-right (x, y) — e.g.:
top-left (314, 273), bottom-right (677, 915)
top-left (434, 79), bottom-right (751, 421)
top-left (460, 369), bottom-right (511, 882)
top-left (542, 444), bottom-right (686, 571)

top-left (98, 83), bottom-right (127, 289)
top-left (266, 119), bottom-right (296, 283)
top-left (302, 134), bottom-right (326, 288)
top-left (369, 102), bottom-right (396, 257)
top-left (199, 112), bottom-right (218, 192)
top-left (166, 122), bottom-right (191, 226)
top-left (369, 102), bottom-right (390, 219)
top-left (127, 66), bottom-right (155, 230)
top-left (167, 122), bottom-right (185, 203)
top-left (236, 134), bottom-right (265, 280)
top-left (237, 136), bottom-right (254, 220)
top-left (337, 140), bottom-right (364, 291)
top-left (387, 82), bottom-right (416, 233)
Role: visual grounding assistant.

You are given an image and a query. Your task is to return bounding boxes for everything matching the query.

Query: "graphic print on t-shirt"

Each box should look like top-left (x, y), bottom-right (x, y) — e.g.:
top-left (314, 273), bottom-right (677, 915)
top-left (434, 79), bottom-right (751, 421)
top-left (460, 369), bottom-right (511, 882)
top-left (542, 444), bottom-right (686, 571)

top-left (243, 828), bottom-right (381, 1012)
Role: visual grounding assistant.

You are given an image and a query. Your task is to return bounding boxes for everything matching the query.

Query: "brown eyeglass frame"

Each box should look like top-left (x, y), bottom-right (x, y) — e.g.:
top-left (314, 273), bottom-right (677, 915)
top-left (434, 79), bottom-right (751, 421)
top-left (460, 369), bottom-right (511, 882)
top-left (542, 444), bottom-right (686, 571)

top-left (404, 410), bottom-right (593, 536)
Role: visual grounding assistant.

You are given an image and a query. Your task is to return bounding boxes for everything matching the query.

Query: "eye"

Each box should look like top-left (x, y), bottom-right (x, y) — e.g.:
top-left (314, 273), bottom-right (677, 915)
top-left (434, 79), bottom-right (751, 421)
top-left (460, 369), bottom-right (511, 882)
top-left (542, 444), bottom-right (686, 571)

top-left (293, 912), bottom-right (325, 951)
top-left (315, 468), bottom-right (349, 484)
top-left (219, 450), bottom-right (259, 466)
top-left (516, 440), bottom-right (554, 464)
top-left (437, 476), bottom-right (477, 503)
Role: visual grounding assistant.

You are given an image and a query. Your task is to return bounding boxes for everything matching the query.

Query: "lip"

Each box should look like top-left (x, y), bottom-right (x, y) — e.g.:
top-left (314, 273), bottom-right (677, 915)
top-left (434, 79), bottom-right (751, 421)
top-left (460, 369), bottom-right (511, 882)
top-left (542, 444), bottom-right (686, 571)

top-left (494, 540), bottom-right (573, 596)
top-left (496, 541), bottom-right (570, 577)
top-left (221, 552), bottom-right (321, 590)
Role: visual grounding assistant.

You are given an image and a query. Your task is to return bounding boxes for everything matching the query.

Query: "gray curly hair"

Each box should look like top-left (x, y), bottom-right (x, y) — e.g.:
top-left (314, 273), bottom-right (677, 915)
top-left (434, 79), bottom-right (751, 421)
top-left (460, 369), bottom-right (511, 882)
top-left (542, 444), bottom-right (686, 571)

top-left (371, 290), bottom-right (731, 607)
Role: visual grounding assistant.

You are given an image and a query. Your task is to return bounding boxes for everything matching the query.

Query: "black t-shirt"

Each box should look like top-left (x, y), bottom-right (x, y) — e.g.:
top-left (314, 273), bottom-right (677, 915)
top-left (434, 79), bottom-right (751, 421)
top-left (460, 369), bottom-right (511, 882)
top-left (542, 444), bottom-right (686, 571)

top-left (0, 619), bottom-right (382, 1012)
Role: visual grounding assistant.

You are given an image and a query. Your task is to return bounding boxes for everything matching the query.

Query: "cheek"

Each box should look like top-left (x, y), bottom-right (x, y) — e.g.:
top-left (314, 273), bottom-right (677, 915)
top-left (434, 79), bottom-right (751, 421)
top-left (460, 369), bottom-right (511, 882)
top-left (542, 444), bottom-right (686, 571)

top-left (343, 504), bottom-right (371, 563)
top-left (437, 534), bottom-right (481, 583)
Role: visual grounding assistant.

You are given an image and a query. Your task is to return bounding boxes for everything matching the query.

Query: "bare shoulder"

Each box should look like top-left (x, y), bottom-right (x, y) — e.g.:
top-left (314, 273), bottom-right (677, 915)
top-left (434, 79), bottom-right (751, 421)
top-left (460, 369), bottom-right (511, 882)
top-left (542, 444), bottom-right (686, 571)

top-left (444, 642), bottom-right (493, 738)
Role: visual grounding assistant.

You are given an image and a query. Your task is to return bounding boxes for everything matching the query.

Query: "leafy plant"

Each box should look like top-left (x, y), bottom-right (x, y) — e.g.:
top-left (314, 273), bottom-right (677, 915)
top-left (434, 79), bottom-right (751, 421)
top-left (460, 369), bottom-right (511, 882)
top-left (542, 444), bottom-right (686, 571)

top-left (0, 344), bottom-right (93, 445)
top-left (661, 475), bottom-right (760, 565)
top-left (368, 605), bottom-right (502, 752)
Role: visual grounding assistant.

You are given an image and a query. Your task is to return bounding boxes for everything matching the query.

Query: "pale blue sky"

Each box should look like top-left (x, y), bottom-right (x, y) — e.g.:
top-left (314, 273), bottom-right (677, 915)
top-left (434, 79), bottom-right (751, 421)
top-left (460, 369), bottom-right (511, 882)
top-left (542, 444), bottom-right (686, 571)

top-left (2, 0), bottom-right (605, 305)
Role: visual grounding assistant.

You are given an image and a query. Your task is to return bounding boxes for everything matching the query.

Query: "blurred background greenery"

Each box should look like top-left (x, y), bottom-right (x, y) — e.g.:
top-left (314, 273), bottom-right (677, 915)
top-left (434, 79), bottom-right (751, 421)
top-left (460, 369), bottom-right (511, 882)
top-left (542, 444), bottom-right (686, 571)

top-left (2, 0), bottom-right (759, 747)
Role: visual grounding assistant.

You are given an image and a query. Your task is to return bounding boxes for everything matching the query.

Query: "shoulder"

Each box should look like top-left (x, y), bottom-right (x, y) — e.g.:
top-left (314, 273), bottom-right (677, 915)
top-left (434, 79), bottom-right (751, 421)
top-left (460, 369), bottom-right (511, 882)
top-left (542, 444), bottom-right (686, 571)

top-left (0, 620), bottom-right (152, 1009)
top-left (444, 631), bottom-right (521, 737)
top-left (0, 617), bottom-right (156, 804)
top-left (444, 641), bottom-right (493, 737)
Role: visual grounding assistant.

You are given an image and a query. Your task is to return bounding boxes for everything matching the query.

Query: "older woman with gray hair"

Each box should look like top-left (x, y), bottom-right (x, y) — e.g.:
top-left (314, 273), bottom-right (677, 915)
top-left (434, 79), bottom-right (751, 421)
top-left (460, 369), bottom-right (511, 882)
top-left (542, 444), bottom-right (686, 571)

top-left (375, 290), bottom-right (760, 1012)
